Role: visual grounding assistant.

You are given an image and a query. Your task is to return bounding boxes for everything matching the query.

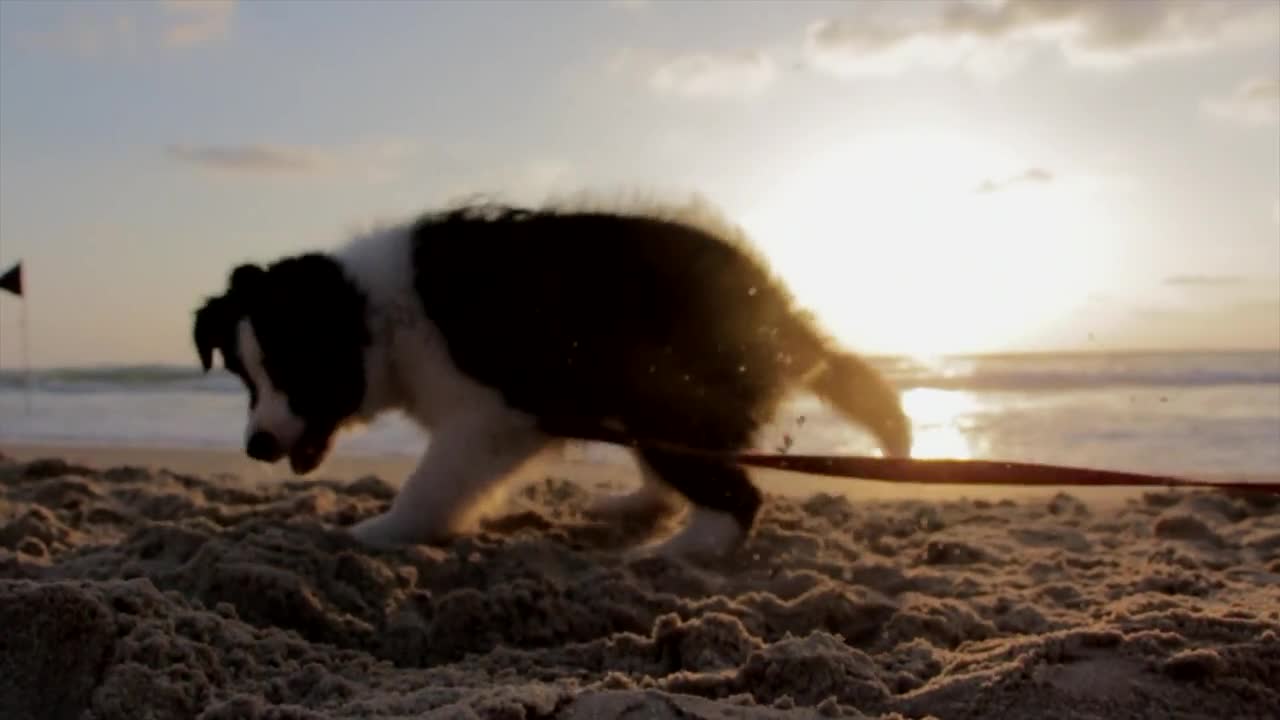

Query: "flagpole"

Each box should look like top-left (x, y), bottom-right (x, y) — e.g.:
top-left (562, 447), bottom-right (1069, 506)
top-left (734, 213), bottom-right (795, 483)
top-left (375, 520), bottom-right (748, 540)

top-left (21, 293), bottom-right (31, 415)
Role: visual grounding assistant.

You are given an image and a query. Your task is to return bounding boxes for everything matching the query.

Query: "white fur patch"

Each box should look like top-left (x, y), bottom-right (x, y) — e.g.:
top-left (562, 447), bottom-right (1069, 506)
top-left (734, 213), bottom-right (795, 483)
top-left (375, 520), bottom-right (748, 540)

top-left (348, 411), bottom-right (552, 546)
top-left (237, 319), bottom-right (304, 451)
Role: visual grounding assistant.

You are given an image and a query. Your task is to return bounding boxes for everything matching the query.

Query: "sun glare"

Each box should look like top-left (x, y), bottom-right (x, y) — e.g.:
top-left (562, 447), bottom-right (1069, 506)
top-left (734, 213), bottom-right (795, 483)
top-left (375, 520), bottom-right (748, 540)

top-left (741, 129), bottom-right (1117, 357)
top-left (900, 387), bottom-right (984, 459)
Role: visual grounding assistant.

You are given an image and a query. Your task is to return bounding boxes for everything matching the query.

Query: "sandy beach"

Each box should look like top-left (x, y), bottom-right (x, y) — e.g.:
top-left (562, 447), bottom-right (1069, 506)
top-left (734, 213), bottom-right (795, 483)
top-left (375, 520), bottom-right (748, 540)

top-left (2, 443), bottom-right (1278, 719)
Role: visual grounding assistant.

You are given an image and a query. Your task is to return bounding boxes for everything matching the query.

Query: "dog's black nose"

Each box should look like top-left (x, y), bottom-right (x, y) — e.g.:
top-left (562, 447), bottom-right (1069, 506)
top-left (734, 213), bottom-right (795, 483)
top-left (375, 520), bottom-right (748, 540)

top-left (246, 431), bottom-right (281, 461)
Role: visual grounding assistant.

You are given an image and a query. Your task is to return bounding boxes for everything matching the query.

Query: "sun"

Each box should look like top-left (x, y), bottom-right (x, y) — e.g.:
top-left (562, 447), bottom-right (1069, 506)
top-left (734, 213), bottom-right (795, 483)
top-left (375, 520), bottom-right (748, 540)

top-left (739, 128), bottom-right (1117, 357)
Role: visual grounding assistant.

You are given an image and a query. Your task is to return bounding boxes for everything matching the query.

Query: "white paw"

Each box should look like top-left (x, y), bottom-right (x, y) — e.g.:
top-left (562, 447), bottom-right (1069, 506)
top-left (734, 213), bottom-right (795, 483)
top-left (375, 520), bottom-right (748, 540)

top-left (627, 507), bottom-right (745, 560)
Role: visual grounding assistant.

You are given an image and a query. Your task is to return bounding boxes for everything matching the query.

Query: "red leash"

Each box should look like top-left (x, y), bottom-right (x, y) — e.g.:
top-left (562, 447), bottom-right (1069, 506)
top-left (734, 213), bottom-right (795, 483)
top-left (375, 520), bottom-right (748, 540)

top-left (557, 424), bottom-right (1280, 495)
top-left (733, 453), bottom-right (1280, 494)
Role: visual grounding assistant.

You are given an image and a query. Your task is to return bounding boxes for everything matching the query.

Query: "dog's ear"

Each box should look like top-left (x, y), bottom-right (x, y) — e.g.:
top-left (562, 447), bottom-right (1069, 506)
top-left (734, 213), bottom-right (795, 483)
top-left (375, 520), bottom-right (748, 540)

top-left (229, 263), bottom-right (265, 298)
top-left (194, 263), bottom-right (262, 372)
top-left (193, 295), bottom-right (233, 373)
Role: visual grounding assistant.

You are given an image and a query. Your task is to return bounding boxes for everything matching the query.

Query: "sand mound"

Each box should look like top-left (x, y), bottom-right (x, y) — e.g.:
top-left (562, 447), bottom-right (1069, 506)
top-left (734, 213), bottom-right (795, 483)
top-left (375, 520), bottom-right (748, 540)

top-left (1, 454), bottom-right (1278, 719)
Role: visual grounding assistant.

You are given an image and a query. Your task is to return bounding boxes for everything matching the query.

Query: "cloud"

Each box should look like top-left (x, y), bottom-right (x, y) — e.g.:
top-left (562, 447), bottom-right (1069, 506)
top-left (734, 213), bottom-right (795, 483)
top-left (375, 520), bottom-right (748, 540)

top-left (805, 0), bottom-right (1279, 78)
top-left (805, 13), bottom-right (995, 78)
top-left (649, 50), bottom-right (779, 99)
top-left (975, 167), bottom-right (1053, 194)
top-left (1163, 274), bottom-right (1248, 288)
top-left (166, 138), bottom-right (422, 181)
top-left (160, 0), bottom-right (235, 49)
top-left (166, 144), bottom-right (329, 174)
top-left (1203, 75), bottom-right (1280, 127)
top-left (19, 0), bottom-right (235, 57)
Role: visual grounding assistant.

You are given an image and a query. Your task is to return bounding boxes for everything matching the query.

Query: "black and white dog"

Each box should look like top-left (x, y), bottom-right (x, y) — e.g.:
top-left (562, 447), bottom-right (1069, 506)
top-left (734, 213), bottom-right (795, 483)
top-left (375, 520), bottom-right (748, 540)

top-left (193, 201), bottom-right (911, 558)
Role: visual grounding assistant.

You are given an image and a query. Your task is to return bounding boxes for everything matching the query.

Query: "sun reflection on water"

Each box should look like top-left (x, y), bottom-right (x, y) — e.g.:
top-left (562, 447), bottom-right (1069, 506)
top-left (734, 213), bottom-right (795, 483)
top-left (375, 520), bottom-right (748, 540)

top-left (901, 387), bottom-right (984, 460)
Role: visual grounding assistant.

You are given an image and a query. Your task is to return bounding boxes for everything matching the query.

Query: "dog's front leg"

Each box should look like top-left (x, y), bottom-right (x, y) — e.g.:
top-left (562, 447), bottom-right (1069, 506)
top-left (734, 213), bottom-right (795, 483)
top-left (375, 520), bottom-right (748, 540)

top-left (348, 412), bottom-right (549, 548)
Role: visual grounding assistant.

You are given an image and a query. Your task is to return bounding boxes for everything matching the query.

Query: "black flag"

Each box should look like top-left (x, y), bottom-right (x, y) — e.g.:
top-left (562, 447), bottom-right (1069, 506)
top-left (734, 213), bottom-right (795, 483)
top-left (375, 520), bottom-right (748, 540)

top-left (0, 262), bottom-right (20, 297)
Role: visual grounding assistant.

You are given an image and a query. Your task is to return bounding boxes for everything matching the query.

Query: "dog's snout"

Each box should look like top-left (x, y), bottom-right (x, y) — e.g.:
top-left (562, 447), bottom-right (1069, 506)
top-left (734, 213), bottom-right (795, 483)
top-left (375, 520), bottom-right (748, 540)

top-left (246, 431), bottom-right (282, 462)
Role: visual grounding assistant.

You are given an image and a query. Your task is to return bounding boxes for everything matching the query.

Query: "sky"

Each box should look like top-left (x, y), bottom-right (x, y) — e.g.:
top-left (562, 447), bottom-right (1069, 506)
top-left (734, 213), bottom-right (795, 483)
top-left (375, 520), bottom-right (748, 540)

top-left (0, 0), bottom-right (1277, 369)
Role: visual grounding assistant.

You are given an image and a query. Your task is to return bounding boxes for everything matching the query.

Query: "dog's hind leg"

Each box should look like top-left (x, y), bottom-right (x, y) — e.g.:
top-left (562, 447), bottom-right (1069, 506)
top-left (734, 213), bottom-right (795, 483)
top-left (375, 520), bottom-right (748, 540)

top-left (348, 412), bottom-right (551, 548)
top-left (612, 370), bottom-right (771, 559)
top-left (629, 449), bottom-right (763, 560)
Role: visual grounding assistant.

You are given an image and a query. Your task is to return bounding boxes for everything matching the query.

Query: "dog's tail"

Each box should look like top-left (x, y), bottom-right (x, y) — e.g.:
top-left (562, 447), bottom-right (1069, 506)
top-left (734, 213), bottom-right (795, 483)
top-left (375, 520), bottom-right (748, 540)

top-left (806, 351), bottom-right (912, 458)
top-left (787, 320), bottom-right (913, 459)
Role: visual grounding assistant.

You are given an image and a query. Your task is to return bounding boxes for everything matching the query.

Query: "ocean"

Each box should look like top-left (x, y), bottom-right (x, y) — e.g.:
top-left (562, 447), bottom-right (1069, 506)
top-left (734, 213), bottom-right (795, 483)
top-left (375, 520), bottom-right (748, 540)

top-left (1, 350), bottom-right (1277, 480)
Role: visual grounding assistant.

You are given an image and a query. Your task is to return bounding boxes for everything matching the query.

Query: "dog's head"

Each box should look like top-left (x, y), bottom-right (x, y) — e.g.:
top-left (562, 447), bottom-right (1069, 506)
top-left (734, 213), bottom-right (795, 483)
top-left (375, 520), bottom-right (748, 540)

top-left (194, 254), bottom-right (370, 475)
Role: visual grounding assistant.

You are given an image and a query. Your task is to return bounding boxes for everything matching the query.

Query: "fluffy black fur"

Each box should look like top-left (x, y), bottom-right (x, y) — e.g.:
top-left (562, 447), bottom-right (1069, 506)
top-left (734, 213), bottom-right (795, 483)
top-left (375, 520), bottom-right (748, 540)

top-left (409, 204), bottom-right (908, 530)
